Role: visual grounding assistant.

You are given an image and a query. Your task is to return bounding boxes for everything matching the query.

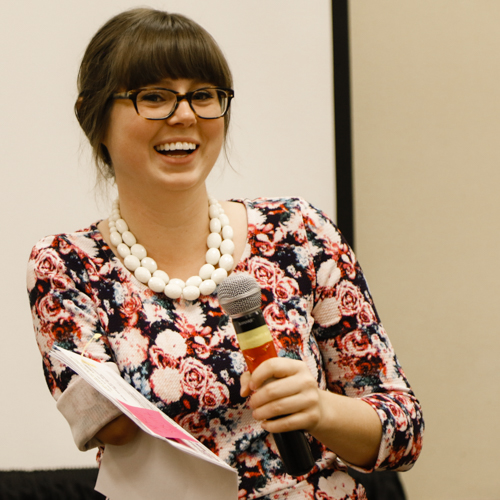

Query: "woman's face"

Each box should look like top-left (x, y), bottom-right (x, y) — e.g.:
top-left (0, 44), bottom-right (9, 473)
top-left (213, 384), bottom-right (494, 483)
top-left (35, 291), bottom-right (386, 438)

top-left (103, 78), bottom-right (225, 197)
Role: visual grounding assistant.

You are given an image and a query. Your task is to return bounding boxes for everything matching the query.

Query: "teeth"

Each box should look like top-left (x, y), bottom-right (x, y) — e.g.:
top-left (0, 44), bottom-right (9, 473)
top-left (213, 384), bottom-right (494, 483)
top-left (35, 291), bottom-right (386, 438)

top-left (156, 142), bottom-right (197, 152)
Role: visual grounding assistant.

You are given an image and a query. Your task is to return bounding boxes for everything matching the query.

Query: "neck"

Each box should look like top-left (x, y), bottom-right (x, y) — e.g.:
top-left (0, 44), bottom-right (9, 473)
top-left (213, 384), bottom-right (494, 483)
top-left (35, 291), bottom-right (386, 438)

top-left (114, 184), bottom-right (211, 279)
top-left (106, 192), bottom-right (237, 300)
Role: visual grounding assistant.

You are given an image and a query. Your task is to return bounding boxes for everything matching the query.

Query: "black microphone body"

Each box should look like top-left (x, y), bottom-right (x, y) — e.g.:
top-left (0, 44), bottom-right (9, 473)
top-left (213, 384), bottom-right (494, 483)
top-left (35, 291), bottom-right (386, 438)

top-left (218, 275), bottom-right (315, 477)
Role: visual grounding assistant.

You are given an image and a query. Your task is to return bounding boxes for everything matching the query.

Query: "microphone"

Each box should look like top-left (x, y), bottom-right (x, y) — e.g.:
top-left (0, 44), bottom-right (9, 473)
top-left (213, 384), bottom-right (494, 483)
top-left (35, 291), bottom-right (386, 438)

top-left (217, 274), bottom-right (315, 477)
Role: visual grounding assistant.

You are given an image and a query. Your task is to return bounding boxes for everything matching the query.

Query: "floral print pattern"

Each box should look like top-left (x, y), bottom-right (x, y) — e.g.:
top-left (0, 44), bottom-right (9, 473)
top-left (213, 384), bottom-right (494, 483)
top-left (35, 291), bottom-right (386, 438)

top-left (27, 197), bottom-right (423, 499)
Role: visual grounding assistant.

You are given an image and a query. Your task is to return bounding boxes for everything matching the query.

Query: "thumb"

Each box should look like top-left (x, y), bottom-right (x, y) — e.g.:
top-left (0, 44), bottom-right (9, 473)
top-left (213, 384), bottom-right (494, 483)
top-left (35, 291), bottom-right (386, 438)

top-left (240, 371), bottom-right (252, 397)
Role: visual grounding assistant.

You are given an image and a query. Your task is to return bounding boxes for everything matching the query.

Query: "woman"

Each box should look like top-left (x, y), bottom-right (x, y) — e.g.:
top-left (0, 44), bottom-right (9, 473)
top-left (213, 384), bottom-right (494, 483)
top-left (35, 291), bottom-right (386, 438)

top-left (27, 8), bottom-right (423, 499)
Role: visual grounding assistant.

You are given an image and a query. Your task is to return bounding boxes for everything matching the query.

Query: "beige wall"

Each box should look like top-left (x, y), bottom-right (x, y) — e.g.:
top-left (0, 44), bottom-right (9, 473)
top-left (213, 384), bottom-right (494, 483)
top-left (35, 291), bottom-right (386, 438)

top-left (350, 1), bottom-right (500, 499)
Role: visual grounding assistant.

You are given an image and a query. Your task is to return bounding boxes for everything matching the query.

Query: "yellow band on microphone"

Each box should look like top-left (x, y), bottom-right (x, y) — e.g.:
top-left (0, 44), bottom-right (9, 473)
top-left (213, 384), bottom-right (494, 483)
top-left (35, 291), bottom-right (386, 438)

top-left (236, 325), bottom-right (273, 351)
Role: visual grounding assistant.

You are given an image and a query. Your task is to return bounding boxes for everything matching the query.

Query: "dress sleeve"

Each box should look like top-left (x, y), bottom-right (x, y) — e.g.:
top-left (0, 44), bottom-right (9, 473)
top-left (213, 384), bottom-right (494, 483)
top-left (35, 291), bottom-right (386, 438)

top-left (299, 200), bottom-right (424, 472)
top-left (27, 234), bottom-right (121, 451)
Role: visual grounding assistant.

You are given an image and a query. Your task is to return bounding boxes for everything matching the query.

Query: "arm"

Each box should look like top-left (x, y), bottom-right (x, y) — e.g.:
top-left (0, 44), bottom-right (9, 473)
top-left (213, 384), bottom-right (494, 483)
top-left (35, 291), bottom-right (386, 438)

top-left (240, 358), bottom-right (382, 469)
top-left (28, 235), bottom-right (123, 450)
top-left (240, 198), bottom-right (423, 471)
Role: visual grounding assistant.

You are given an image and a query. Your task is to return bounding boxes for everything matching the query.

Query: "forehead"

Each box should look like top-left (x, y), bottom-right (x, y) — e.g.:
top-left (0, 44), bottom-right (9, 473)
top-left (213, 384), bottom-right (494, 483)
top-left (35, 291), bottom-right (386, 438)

top-left (146, 78), bottom-right (213, 90)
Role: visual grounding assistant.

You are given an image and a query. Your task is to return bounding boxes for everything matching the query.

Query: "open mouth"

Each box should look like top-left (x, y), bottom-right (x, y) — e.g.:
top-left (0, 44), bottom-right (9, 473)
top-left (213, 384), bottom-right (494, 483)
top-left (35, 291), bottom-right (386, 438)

top-left (155, 142), bottom-right (198, 157)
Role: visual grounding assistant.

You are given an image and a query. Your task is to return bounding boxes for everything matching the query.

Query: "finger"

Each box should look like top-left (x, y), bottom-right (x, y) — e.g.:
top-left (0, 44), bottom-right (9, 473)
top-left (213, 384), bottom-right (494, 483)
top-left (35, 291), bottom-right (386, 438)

top-left (251, 387), bottom-right (320, 423)
top-left (258, 392), bottom-right (322, 434)
top-left (248, 368), bottom-right (317, 409)
top-left (249, 357), bottom-right (303, 391)
top-left (261, 411), bottom-right (313, 434)
top-left (249, 375), bottom-right (302, 408)
top-left (240, 371), bottom-right (252, 397)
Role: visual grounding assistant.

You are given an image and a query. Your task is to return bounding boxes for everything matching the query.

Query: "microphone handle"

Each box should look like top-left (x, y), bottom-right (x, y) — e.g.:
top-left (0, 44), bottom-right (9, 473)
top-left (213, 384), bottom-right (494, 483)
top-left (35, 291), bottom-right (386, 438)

top-left (232, 310), bottom-right (315, 476)
top-left (273, 429), bottom-right (316, 477)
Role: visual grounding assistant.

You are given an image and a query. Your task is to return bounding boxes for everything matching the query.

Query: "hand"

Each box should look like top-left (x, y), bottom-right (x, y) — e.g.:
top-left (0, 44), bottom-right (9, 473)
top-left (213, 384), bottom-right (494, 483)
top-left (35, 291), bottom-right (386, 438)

top-left (240, 357), bottom-right (383, 468)
top-left (240, 357), bottom-right (324, 435)
top-left (95, 414), bottom-right (139, 446)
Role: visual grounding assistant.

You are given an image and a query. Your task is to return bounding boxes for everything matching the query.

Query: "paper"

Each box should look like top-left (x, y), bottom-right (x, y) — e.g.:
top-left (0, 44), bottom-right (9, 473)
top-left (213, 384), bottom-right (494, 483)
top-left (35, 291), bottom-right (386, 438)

top-left (50, 347), bottom-right (238, 499)
top-left (119, 401), bottom-right (197, 442)
top-left (96, 429), bottom-right (238, 500)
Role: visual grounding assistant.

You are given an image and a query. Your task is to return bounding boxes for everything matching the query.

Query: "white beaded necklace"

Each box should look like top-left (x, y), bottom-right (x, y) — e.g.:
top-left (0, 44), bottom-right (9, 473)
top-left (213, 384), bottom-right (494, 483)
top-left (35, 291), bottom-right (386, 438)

top-left (107, 197), bottom-right (235, 301)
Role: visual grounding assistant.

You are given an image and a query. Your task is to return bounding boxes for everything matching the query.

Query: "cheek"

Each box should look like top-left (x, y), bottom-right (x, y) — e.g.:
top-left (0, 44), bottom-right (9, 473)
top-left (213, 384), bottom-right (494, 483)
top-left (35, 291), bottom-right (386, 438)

top-left (205, 121), bottom-right (225, 153)
top-left (104, 104), bottom-right (152, 148)
top-left (104, 120), bottom-right (155, 164)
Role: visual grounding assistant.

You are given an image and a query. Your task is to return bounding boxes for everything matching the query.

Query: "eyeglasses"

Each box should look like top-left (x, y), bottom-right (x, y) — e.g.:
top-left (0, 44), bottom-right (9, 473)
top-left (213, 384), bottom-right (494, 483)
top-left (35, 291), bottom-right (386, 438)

top-left (112, 87), bottom-right (234, 120)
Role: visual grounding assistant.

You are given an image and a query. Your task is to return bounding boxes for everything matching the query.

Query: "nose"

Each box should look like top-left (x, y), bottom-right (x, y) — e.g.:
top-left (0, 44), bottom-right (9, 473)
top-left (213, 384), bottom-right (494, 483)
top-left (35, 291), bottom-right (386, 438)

top-left (166, 99), bottom-right (197, 126)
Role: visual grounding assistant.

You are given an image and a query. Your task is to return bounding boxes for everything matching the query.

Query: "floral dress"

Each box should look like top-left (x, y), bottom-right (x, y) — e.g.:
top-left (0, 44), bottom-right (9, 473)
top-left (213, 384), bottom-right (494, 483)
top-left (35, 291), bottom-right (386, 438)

top-left (27, 197), bottom-right (423, 500)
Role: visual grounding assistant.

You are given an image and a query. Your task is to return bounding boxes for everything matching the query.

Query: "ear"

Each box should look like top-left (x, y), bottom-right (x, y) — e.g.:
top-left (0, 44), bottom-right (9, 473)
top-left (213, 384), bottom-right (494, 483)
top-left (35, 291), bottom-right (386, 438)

top-left (100, 144), bottom-right (112, 165)
top-left (74, 96), bottom-right (84, 122)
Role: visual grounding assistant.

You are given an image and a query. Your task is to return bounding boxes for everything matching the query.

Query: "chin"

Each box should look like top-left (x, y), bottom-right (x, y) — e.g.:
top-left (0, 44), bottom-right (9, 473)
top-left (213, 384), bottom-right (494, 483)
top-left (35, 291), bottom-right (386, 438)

top-left (158, 174), bottom-right (210, 194)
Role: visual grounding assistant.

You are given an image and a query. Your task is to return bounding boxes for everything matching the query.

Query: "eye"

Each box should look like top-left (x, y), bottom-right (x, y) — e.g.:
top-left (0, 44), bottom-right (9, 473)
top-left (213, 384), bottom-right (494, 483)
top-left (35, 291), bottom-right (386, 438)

top-left (138, 89), bottom-right (173, 105)
top-left (192, 89), bottom-right (217, 104)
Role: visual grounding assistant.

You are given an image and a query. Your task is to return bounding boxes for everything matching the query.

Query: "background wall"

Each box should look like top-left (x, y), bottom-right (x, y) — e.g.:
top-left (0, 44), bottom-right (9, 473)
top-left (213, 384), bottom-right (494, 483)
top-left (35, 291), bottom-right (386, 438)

top-left (350, 1), bottom-right (500, 499)
top-left (0, 1), bottom-right (334, 469)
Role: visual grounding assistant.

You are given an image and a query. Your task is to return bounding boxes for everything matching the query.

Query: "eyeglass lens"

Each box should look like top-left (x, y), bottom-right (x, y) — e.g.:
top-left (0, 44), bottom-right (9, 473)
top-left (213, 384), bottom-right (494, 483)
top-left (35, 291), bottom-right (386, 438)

top-left (136, 88), bottom-right (229, 119)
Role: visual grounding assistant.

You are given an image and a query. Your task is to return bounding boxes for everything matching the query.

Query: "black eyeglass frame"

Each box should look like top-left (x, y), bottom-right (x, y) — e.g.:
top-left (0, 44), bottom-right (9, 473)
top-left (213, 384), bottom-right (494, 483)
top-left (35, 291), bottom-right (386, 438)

top-left (112, 86), bottom-right (234, 120)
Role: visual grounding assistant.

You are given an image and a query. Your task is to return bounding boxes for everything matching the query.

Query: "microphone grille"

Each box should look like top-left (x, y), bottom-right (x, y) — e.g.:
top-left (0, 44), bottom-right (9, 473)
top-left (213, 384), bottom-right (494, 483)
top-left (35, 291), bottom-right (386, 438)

top-left (217, 274), bottom-right (262, 317)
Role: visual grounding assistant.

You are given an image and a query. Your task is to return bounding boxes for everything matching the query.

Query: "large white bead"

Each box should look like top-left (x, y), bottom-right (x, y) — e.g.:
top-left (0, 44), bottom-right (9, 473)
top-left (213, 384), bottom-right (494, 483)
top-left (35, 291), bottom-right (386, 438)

top-left (186, 275), bottom-right (202, 287)
top-left (169, 278), bottom-right (185, 289)
top-left (222, 225), bottom-right (234, 240)
top-left (148, 276), bottom-right (166, 292)
top-left (209, 218), bottom-right (222, 233)
top-left (199, 279), bottom-right (216, 296)
top-left (135, 266), bottom-right (152, 284)
top-left (206, 248), bottom-right (221, 265)
top-left (153, 270), bottom-right (170, 283)
top-left (164, 283), bottom-right (182, 299)
top-left (220, 239), bottom-right (235, 255)
top-left (209, 204), bottom-right (220, 218)
top-left (183, 285), bottom-right (200, 301)
top-left (115, 218), bottom-right (129, 233)
top-left (211, 267), bottom-right (228, 284)
top-left (199, 263), bottom-right (215, 280)
top-left (122, 231), bottom-right (137, 246)
top-left (117, 243), bottom-right (131, 258)
top-left (110, 231), bottom-right (122, 247)
top-left (141, 257), bottom-right (157, 273)
top-left (124, 255), bottom-right (141, 271)
top-left (111, 196), bottom-right (234, 300)
top-left (219, 254), bottom-right (234, 272)
top-left (207, 233), bottom-right (222, 249)
top-left (208, 196), bottom-right (218, 205)
top-left (131, 244), bottom-right (147, 260)
top-left (219, 214), bottom-right (230, 227)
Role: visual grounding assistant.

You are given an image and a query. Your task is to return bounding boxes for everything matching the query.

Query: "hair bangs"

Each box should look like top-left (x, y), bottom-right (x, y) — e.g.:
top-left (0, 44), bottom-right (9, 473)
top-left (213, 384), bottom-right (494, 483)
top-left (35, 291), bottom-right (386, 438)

top-left (111, 15), bottom-right (232, 91)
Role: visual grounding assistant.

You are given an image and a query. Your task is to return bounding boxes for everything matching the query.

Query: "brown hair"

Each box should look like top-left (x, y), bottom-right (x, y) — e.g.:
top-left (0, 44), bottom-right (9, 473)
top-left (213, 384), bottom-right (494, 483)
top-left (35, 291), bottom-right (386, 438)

top-left (76, 8), bottom-right (233, 182)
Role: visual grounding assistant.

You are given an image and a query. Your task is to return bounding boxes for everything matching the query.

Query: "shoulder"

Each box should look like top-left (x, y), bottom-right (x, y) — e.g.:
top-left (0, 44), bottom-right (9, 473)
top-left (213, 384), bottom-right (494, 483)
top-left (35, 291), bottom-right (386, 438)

top-left (27, 223), bottom-right (104, 290)
top-left (229, 196), bottom-right (315, 221)
top-left (231, 196), bottom-right (309, 211)
top-left (231, 196), bottom-right (338, 234)
top-left (28, 223), bottom-right (102, 259)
